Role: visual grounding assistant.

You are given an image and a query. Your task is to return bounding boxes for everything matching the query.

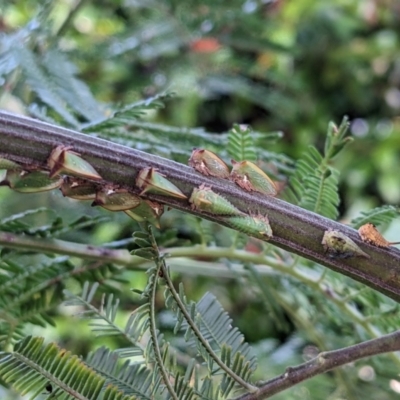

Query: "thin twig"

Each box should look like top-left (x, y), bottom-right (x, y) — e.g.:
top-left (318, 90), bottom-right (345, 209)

top-left (148, 232), bottom-right (258, 393)
top-left (234, 329), bottom-right (400, 400)
top-left (0, 230), bottom-right (399, 363)
top-left (148, 246), bottom-right (179, 400)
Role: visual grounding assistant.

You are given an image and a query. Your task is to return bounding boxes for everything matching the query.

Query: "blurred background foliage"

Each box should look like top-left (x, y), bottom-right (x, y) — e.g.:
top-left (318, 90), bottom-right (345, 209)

top-left (1, 0), bottom-right (400, 399)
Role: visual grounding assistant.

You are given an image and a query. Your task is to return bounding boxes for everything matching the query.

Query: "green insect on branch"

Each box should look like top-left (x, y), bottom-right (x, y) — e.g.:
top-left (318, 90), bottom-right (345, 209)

top-left (1, 111), bottom-right (400, 302)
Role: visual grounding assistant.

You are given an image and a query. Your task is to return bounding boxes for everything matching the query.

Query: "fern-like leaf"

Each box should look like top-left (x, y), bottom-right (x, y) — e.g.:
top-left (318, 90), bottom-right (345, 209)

top-left (86, 347), bottom-right (153, 399)
top-left (134, 228), bottom-right (198, 400)
top-left (0, 207), bottom-right (54, 233)
top-left (12, 44), bottom-right (79, 126)
top-left (0, 33), bottom-right (18, 78)
top-left (193, 292), bottom-right (257, 369)
top-left (197, 376), bottom-right (219, 400)
top-left (0, 251), bottom-right (125, 348)
top-left (351, 205), bottom-right (400, 229)
top-left (0, 256), bottom-right (74, 347)
top-left (288, 117), bottom-right (351, 219)
top-left (64, 282), bottom-right (148, 357)
top-left (81, 92), bottom-right (173, 132)
top-left (0, 208), bottom-right (108, 239)
top-left (173, 372), bottom-right (197, 400)
top-left (227, 123), bottom-right (257, 162)
top-left (0, 335), bottom-right (124, 399)
top-left (166, 288), bottom-right (257, 397)
top-left (134, 225), bottom-right (258, 397)
top-left (299, 155), bottom-right (340, 219)
top-left (41, 48), bottom-right (103, 122)
top-left (289, 144), bottom-right (339, 218)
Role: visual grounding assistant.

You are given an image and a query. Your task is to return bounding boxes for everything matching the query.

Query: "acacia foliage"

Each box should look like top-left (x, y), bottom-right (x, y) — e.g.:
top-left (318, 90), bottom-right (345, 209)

top-left (0, 2), bottom-right (400, 400)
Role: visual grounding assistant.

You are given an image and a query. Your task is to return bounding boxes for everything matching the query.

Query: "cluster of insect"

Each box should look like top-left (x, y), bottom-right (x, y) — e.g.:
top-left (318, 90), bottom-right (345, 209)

top-left (189, 148), bottom-right (277, 196)
top-left (322, 224), bottom-right (400, 260)
top-left (188, 149), bottom-right (277, 240)
top-left (0, 146), bottom-right (277, 239)
top-left (0, 146), bottom-right (163, 227)
top-left (2, 146), bottom-right (396, 254)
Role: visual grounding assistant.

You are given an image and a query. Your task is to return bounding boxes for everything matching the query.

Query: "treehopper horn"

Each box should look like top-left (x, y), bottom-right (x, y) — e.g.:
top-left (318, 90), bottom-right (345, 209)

top-left (322, 229), bottom-right (370, 259)
top-left (6, 170), bottom-right (63, 193)
top-left (135, 167), bottom-right (187, 199)
top-left (48, 145), bottom-right (102, 180)
top-left (92, 187), bottom-right (141, 211)
top-left (230, 159), bottom-right (277, 196)
top-left (189, 148), bottom-right (230, 178)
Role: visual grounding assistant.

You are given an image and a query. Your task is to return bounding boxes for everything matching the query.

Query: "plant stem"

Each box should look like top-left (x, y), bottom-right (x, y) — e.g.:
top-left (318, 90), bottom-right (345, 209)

top-left (2, 229), bottom-right (400, 390)
top-left (1, 231), bottom-right (396, 365)
top-left (233, 329), bottom-right (400, 400)
top-left (148, 254), bottom-right (179, 400)
top-left (0, 231), bottom-right (133, 265)
top-left (150, 244), bottom-right (258, 393)
top-left (1, 111), bottom-right (400, 301)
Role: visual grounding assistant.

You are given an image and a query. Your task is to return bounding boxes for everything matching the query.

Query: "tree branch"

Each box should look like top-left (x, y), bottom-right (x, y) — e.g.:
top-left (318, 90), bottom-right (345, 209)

top-left (1, 111), bottom-right (400, 301)
top-left (234, 329), bottom-right (400, 399)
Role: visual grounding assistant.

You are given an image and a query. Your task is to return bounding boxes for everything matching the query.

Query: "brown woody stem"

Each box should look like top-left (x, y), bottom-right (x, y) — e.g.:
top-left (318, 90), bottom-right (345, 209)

top-left (1, 111), bottom-right (400, 301)
top-left (234, 329), bottom-right (400, 399)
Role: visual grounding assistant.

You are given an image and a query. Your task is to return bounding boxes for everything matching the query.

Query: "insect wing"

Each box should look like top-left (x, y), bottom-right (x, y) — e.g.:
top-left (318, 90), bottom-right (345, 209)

top-left (189, 149), bottom-right (230, 178)
top-left (230, 160), bottom-right (277, 196)
top-left (93, 188), bottom-right (141, 211)
top-left (48, 146), bottom-right (102, 180)
top-left (136, 168), bottom-right (187, 199)
top-left (7, 170), bottom-right (63, 193)
top-left (322, 229), bottom-right (369, 259)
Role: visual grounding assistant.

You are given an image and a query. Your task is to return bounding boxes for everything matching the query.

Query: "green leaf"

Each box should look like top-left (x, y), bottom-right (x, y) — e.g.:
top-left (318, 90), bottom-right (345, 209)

top-left (193, 292), bottom-right (257, 371)
top-left (41, 48), bottom-right (103, 122)
top-left (12, 44), bottom-right (79, 127)
top-left (351, 205), bottom-right (400, 229)
top-left (166, 289), bottom-right (257, 395)
top-left (81, 92), bottom-right (174, 132)
top-left (0, 336), bottom-right (117, 399)
top-left (227, 123), bottom-right (257, 162)
top-left (289, 145), bottom-right (340, 219)
top-left (131, 248), bottom-right (156, 259)
top-left (287, 118), bottom-right (353, 219)
top-left (86, 346), bottom-right (152, 399)
top-left (324, 117), bottom-right (352, 160)
top-left (64, 283), bottom-right (148, 351)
